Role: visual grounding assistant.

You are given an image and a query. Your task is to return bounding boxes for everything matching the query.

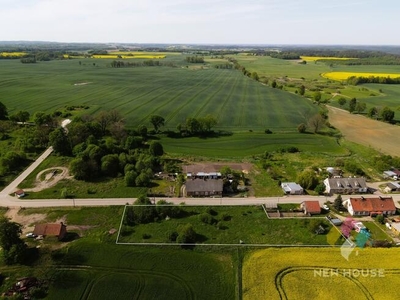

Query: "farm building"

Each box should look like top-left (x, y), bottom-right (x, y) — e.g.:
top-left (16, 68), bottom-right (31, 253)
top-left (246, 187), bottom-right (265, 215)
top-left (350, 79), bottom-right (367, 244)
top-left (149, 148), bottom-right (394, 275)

top-left (300, 201), bottom-right (321, 215)
top-left (33, 222), bottom-right (67, 240)
top-left (383, 170), bottom-right (398, 179)
top-left (326, 167), bottom-right (343, 178)
top-left (281, 182), bottom-right (303, 195)
top-left (14, 189), bottom-right (25, 198)
top-left (384, 182), bottom-right (400, 193)
top-left (323, 177), bottom-right (367, 195)
top-left (185, 179), bottom-right (223, 197)
top-left (342, 196), bottom-right (396, 216)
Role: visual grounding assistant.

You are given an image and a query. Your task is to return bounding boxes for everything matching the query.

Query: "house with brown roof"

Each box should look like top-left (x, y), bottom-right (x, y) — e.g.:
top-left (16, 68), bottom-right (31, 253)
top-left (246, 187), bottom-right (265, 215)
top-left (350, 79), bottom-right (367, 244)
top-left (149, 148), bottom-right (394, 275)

top-left (323, 177), bottom-right (368, 195)
top-left (342, 197), bottom-right (396, 216)
top-left (300, 201), bottom-right (321, 215)
top-left (185, 179), bottom-right (223, 197)
top-left (33, 222), bottom-right (67, 240)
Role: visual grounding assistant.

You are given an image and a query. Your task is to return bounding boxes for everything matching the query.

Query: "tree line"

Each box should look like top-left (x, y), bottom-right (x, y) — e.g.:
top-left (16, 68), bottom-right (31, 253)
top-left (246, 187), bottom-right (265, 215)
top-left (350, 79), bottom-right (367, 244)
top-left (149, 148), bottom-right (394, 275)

top-left (110, 60), bottom-right (176, 68)
top-left (185, 56), bottom-right (204, 63)
top-left (347, 76), bottom-right (400, 85)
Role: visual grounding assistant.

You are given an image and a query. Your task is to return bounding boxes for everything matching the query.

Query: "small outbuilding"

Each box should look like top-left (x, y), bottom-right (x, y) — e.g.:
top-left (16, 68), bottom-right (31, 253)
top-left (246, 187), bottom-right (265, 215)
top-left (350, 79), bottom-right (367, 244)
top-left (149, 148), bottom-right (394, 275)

top-left (15, 189), bottom-right (25, 198)
top-left (281, 182), bottom-right (303, 195)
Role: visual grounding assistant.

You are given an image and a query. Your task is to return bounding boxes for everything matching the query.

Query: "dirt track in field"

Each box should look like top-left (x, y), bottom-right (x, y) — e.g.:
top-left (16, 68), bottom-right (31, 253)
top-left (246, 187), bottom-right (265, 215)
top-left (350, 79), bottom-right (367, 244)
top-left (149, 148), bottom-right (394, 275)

top-left (328, 106), bottom-right (400, 156)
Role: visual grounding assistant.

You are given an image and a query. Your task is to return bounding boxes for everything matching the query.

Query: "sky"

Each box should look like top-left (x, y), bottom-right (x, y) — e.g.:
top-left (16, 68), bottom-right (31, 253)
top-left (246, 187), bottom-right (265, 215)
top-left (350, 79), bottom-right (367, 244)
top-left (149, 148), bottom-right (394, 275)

top-left (0, 0), bottom-right (398, 45)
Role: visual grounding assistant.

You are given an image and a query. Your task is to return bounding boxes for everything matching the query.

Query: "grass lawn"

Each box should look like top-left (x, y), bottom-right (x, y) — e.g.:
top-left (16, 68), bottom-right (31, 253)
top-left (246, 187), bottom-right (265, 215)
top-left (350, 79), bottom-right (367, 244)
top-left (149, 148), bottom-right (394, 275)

top-left (363, 221), bottom-right (392, 241)
top-left (22, 176), bottom-right (147, 199)
top-left (118, 205), bottom-right (337, 245)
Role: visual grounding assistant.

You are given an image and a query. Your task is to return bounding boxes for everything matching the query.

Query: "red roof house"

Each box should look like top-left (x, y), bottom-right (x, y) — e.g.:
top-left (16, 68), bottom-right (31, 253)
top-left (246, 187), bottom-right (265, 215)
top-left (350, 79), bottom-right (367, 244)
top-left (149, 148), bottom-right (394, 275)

top-left (343, 197), bottom-right (396, 216)
top-left (300, 201), bottom-right (321, 215)
top-left (33, 223), bottom-right (67, 240)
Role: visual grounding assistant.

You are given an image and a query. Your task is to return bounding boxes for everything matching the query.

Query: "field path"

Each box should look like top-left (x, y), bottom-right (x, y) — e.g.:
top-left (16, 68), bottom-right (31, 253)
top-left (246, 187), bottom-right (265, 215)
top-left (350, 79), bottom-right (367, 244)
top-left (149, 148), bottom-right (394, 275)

top-left (328, 106), bottom-right (400, 156)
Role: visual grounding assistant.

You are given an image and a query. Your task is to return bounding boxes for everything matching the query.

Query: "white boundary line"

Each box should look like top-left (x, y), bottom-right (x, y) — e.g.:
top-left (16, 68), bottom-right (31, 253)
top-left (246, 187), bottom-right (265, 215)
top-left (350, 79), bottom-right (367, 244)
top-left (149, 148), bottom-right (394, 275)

top-left (115, 204), bottom-right (342, 247)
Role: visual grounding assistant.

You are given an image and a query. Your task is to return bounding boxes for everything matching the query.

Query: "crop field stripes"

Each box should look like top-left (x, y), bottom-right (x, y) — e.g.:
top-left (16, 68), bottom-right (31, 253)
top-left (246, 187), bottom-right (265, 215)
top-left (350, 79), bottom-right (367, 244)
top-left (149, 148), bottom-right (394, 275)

top-left (274, 266), bottom-right (375, 300)
top-left (55, 265), bottom-right (195, 300)
top-left (135, 70), bottom-right (215, 124)
top-left (215, 71), bottom-right (241, 123)
top-left (164, 69), bottom-right (227, 123)
top-left (191, 70), bottom-right (235, 118)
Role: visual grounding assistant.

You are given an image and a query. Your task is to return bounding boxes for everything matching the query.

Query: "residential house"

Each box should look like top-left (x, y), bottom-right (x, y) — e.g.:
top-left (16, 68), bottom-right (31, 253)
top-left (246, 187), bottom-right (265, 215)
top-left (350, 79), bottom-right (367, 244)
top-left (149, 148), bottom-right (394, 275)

top-left (300, 201), bottom-right (321, 215)
top-left (342, 196), bottom-right (396, 216)
top-left (384, 182), bottom-right (400, 193)
top-left (33, 222), bottom-right (67, 240)
top-left (323, 177), bottom-right (367, 195)
top-left (281, 182), bottom-right (303, 195)
top-left (185, 179), bottom-right (223, 197)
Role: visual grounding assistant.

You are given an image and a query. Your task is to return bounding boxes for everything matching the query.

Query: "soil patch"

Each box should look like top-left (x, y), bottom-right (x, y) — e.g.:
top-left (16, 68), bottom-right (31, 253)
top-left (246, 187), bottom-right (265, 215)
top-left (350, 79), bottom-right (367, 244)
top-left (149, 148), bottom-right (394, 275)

top-left (328, 106), bottom-right (400, 157)
top-left (182, 162), bottom-right (252, 174)
top-left (24, 167), bottom-right (72, 192)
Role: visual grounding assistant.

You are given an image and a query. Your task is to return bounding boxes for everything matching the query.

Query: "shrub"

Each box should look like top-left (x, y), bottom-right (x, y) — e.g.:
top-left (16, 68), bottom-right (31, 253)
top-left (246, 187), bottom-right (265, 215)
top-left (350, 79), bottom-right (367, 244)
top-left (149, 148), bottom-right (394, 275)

top-left (264, 129), bottom-right (272, 134)
top-left (199, 213), bottom-right (215, 224)
top-left (142, 233), bottom-right (151, 239)
top-left (205, 207), bottom-right (218, 216)
top-left (220, 213), bottom-right (231, 221)
top-left (167, 231), bottom-right (178, 242)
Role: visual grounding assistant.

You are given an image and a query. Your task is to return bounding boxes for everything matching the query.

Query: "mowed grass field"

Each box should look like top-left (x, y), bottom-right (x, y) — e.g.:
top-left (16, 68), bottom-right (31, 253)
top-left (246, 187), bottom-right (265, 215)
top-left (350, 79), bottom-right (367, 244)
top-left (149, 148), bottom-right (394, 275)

top-left (118, 205), bottom-right (336, 245)
top-left (243, 247), bottom-right (400, 300)
top-left (0, 59), bottom-right (318, 131)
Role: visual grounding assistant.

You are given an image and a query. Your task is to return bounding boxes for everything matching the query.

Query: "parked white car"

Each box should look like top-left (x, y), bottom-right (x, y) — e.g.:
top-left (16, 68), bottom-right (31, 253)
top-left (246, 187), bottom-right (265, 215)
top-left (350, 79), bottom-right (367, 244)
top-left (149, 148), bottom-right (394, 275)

top-left (25, 233), bottom-right (36, 238)
top-left (322, 205), bottom-right (330, 210)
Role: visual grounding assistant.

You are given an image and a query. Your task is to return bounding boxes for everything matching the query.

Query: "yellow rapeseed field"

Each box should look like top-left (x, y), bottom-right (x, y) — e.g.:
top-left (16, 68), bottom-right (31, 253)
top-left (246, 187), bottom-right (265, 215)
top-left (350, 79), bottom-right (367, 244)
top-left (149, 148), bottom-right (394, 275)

top-left (243, 247), bottom-right (400, 300)
top-left (300, 56), bottom-right (356, 62)
top-left (0, 52), bottom-right (27, 57)
top-left (322, 71), bottom-right (400, 81)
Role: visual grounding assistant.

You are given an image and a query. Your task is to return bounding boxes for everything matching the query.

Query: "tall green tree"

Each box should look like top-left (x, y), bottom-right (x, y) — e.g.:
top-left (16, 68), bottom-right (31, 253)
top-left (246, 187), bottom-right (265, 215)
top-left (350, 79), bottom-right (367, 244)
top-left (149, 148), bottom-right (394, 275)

top-left (0, 102), bottom-right (8, 120)
top-left (149, 141), bottom-right (164, 156)
top-left (337, 97), bottom-right (346, 107)
top-left (149, 115), bottom-right (165, 132)
top-left (49, 128), bottom-right (71, 155)
top-left (0, 218), bottom-right (27, 264)
top-left (380, 106), bottom-right (395, 122)
top-left (349, 98), bottom-right (357, 113)
top-left (298, 85), bottom-right (305, 96)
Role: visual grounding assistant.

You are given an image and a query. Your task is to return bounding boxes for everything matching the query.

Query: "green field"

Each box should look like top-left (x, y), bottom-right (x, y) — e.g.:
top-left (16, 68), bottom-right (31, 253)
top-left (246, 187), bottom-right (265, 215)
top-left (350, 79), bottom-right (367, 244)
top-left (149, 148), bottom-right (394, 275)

top-left (161, 132), bottom-right (347, 158)
top-left (46, 241), bottom-right (235, 300)
top-left (0, 59), bottom-right (318, 131)
top-left (118, 205), bottom-right (336, 245)
top-left (1, 207), bottom-right (235, 299)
